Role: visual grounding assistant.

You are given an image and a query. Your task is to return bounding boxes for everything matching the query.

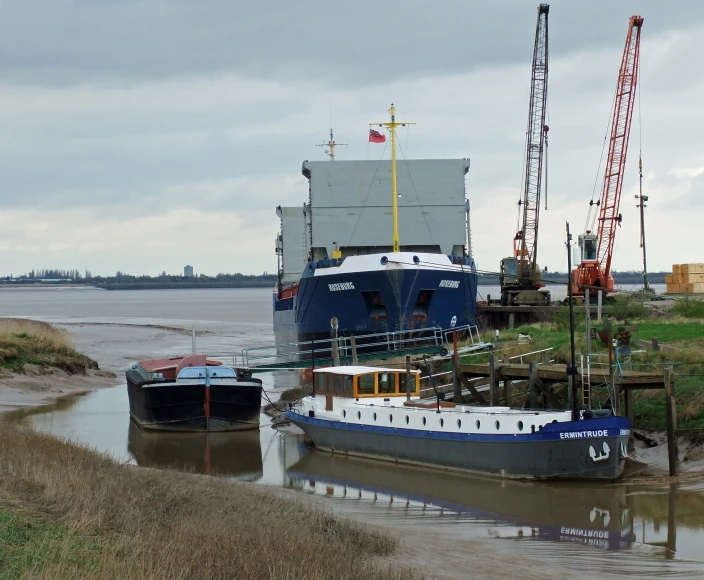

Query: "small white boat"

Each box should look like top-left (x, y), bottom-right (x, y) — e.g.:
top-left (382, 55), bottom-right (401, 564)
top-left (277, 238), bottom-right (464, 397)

top-left (286, 365), bottom-right (631, 480)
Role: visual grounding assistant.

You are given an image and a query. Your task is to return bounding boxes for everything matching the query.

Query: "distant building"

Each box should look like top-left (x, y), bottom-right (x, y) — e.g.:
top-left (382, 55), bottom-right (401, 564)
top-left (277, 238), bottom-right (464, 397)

top-left (184, 265), bottom-right (194, 278)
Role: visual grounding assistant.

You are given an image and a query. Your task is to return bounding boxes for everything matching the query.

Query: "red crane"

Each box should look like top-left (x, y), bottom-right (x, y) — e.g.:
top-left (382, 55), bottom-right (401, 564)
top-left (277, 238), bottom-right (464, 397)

top-left (572, 15), bottom-right (643, 297)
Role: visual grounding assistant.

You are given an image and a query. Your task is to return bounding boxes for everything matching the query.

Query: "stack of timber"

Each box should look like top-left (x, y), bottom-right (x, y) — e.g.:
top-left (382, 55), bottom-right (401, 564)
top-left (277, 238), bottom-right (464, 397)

top-left (665, 263), bottom-right (704, 294)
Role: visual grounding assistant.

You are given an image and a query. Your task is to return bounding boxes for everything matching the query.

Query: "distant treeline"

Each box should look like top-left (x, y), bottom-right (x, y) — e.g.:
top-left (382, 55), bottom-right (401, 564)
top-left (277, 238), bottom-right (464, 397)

top-left (477, 271), bottom-right (668, 285)
top-left (1, 271), bottom-right (277, 290)
top-left (2, 269), bottom-right (665, 289)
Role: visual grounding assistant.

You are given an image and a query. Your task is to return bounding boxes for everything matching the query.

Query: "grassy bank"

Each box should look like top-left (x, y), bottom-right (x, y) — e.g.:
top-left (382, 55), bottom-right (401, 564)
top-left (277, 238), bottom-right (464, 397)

top-left (0, 318), bottom-right (98, 374)
top-left (460, 305), bottom-right (704, 431)
top-left (0, 422), bottom-right (417, 580)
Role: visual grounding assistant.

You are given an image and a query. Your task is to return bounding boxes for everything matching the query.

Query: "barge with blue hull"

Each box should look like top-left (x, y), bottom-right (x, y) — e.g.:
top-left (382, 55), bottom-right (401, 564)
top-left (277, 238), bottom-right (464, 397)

top-left (286, 366), bottom-right (631, 480)
top-left (274, 106), bottom-right (478, 347)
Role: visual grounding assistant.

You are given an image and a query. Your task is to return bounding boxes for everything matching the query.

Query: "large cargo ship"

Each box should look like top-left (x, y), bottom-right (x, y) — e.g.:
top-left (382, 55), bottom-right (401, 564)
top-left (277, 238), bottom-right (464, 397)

top-left (273, 106), bottom-right (478, 346)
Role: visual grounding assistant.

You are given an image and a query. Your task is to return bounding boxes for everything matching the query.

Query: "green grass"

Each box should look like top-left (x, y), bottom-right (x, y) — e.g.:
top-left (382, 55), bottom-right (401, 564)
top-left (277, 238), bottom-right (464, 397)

top-left (635, 321), bottom-right (704, 345)
top-left (0, 504), bottom-right (101, 579)
top-left (671, 296), bottom-right (704, 318)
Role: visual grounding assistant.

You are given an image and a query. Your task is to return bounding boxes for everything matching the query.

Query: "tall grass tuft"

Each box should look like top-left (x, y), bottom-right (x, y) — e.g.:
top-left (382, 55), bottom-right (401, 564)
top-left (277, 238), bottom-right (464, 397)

top-left (0, 423), bottom-right (419, 579)
top-left (671, 295), bottom-right (704, 319)
top-left (0, 318), bottom-right (98, 373)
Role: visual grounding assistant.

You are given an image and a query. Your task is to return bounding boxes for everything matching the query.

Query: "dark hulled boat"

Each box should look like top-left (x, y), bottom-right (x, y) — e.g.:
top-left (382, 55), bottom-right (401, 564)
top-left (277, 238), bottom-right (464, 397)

top-left (126, 355), bottom-right (263, 432)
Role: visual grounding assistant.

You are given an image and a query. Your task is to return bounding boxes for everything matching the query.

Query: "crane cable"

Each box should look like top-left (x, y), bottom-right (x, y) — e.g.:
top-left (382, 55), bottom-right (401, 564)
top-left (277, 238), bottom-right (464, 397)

top-left (585, 83), bottom-right (619, 234)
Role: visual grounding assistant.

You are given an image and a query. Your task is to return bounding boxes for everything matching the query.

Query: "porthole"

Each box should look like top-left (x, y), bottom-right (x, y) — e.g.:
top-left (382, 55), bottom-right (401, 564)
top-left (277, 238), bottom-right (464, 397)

top-left (343, 410), bottom-right (346, 418)
top-left (357, 411), bottom-right (361, 420)
top-left (476, 420), bottom-right (481, 429)
top-left (389, 414), bottom-right (393, 424)
top-left (440, 418), bottom-right (444, 428)
top-left (495, 420), bottom-right (501, 431)
top-left (518, 421), bottom-right (524, 432)
top-left (405, 416), bottom-right (409, 424)
top-left (457, 419), bottom-right (462, 428)
top-left (422, 417), bottom-right (427, 426)
top-left (373, 412), bottom-right (377, 421)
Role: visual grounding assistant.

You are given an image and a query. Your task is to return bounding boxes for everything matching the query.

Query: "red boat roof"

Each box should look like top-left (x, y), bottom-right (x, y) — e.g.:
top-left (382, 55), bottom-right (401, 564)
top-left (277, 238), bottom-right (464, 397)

top-left (138, 355), bottom-right (222, 373)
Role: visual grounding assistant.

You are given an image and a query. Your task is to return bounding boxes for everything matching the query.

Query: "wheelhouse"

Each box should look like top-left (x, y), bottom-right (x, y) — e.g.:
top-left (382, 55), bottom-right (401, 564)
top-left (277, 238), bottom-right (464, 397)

top-left (313, 366), bottom-right (421, 399)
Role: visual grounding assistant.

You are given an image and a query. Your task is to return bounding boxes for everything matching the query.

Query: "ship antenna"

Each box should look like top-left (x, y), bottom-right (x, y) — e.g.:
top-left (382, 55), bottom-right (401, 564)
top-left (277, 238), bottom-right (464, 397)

top-left (370, 104), bottom-right (415, 252)
top-left (316, 128), bottom-right (347, 160)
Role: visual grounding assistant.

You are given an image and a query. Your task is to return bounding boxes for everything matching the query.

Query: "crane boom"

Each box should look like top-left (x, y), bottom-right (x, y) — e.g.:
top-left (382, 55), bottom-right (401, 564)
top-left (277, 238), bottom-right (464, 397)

top-left (574, 15), bottom-right (643, 295)
top-left (499, 4), bottom-right (550, 306)
top-left (517, 3), bottom-right (549, 273)
top-left (596, 15), bottom-right (643, 280)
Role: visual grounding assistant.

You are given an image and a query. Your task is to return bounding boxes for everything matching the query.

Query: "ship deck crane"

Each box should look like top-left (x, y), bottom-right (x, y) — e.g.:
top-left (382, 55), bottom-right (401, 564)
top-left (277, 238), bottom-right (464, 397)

top-left (500, 4), bottom-right (550, 306)
top-left (572, 15), bottom-right (643, 299)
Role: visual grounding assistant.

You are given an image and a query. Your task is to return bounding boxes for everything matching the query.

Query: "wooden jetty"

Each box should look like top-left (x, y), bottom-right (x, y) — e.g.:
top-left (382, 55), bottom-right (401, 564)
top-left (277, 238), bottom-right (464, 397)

top-left (458, 360), bottom-right (679, 476)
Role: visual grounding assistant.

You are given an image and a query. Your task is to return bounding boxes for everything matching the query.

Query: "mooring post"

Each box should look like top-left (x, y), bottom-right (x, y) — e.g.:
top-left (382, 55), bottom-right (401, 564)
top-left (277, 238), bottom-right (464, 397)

top-left (597, 290), bottom-right (603, 323)
top-left (311, 339), bottom-right (316, 371)
top-left (652, 337), bottom-right (660, 352)
top-left (664, 365), bottom-right (679, 477)
top-left (489, 355), bottom-right (497, 406)
top-left (332, 338), bottom-right (340, 367)
top-left (528, 362), bottom-right (536, 409)
top-left (351, 337), bottom-right (359, 366)
top-left (452, 330), bottom-right (462, 404)
top-left (405, 355), bottom-right (412, 402)
top-left (192, 325), bottom-right (196, 355)
top-left (508, 313), bottom-right (515, 329)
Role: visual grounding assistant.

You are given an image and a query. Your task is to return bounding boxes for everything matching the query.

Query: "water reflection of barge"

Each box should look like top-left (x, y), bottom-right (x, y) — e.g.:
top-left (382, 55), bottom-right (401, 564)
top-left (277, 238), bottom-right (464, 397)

top-left (286, 453), bottom-right (634, 551)
top-left (127, 420), bottom-right (263, 480)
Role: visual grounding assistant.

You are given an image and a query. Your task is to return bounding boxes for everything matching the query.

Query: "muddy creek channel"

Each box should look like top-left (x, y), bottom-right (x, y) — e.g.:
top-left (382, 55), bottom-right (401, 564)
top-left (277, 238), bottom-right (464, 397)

top-left (1, 287), bottom-right (702, 579)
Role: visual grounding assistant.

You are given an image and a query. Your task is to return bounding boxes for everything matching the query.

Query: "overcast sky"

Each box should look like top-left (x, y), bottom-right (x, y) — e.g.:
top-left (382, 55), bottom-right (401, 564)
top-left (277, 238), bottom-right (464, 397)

top-left (0, 0), bottom-right (701, 277)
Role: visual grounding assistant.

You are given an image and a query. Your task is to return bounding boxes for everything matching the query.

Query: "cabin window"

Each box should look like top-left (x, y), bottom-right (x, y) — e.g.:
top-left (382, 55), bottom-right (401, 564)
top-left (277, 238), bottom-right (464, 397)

top-left (378, 373), bottom-right (396, 394)
top-left (315, 373), bottom-right (325, 394)
top-left (344, 376), bottom-right (353, 396)
top-left (326, 374), bottom-right (334, 393)
top-left (398, 373), bottom-right (409, 393)
top-left (334, 374), bottom-right (345, 395)
top-left (358, 374), bottom-right (375, 395)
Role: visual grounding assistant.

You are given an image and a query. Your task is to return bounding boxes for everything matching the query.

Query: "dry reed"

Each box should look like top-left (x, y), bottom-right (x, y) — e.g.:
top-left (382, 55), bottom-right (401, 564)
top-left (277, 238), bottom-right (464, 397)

top-left (0, 422), bottom-right (419, 579)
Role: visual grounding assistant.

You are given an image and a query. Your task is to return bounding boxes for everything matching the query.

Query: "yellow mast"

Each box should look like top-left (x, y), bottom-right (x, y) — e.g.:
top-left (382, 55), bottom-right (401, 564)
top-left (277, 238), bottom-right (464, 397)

top-left (316, 128), bottom-right (347, 160)
top-left (370, 104), bottom-right (414, 252)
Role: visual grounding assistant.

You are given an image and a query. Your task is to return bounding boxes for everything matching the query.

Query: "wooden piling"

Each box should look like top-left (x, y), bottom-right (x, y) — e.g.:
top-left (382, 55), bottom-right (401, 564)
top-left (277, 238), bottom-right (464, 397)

top-left (664, 366), bottom-right (679, 477)
top-left (489, 356), bottom-right (497, 406)
top-left (332, 338), bottom-right (340, 367)
top-left (528, 362), bottom-right (536, 409)
top-left (452, 330), bottom-right (462, 404)
top-left (351, 337), bottom-right (359, 365)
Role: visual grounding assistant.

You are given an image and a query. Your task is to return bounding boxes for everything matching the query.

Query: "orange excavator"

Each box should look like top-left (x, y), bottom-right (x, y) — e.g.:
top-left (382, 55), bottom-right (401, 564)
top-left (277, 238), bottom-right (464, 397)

top-left (571, 15), bottom-right (643, 299)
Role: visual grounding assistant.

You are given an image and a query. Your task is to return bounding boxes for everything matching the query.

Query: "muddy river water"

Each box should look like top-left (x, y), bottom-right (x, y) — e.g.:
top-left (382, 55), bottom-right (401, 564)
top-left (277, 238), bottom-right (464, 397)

top-left (1, 286), bottom-right (702, 579)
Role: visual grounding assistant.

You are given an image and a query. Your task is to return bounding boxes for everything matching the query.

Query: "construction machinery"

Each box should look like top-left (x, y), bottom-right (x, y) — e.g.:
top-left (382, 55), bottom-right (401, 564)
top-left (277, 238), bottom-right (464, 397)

top-left (572, 15), bottom-right (644, 299)
top-left (500, 4), bottom-right (550, 306)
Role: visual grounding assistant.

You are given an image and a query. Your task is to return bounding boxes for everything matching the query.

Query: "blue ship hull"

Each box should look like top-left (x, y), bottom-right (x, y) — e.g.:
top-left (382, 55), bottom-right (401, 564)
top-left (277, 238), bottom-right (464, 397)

top-left (273, 254), bottom-right (478, 345)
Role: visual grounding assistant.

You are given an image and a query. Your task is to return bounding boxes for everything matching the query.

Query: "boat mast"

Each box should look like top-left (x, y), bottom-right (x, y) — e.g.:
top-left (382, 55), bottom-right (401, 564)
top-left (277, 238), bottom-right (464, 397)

top-left (371, 104), bottom-right (414, 252)
top-left (316, 128), bottom-right (347, 160)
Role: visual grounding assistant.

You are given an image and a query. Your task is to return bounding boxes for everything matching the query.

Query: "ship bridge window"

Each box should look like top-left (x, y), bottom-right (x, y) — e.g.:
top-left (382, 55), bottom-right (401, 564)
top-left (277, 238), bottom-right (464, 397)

top-left (398, 373), bottom-right (419, 396)
top-left (334, 374), bottom-right (345, 395)
top-left (357, 374), bottom-right (375, 396)
top-left (315, 373), bottom-right (325, 394)
top-left (378, 373), bottom-right (396, 394)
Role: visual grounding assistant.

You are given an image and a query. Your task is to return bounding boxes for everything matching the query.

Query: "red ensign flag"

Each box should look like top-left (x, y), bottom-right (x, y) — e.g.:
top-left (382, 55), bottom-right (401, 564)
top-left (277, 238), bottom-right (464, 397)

top-left (369, 129), bottom-right (386, 143)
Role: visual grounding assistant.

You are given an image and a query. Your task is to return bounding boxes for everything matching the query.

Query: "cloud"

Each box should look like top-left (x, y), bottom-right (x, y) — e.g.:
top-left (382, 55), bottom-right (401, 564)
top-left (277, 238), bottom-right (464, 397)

top-left (0, 2), bottom-right (701, 276)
